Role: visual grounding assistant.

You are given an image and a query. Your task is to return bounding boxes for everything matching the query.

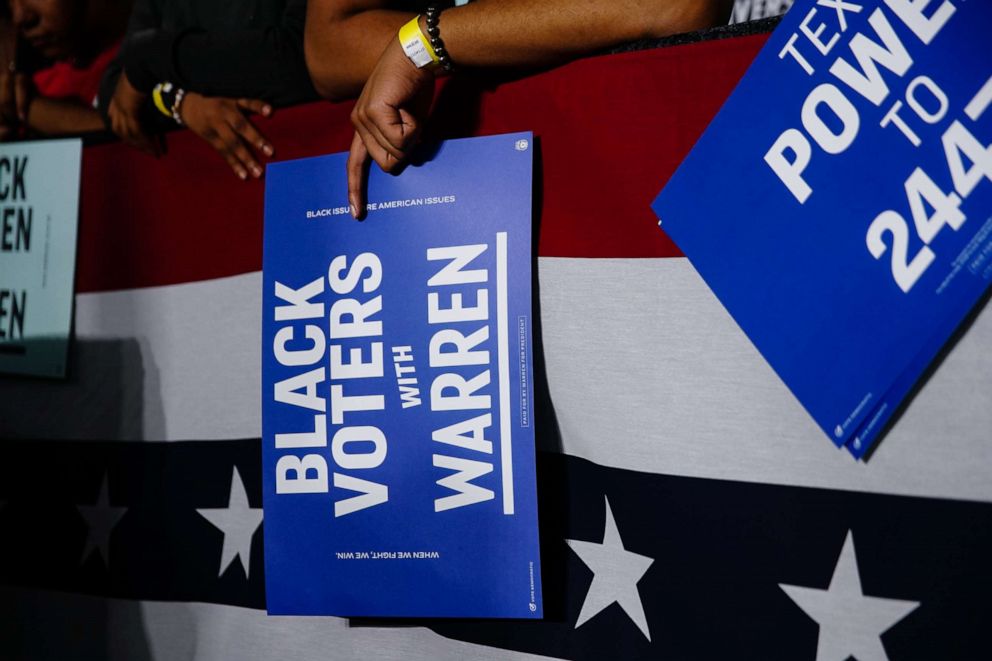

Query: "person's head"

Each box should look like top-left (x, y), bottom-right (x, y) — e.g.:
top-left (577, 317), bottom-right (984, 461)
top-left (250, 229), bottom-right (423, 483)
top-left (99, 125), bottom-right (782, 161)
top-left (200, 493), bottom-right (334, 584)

top-left (10, 0), bottom-right (127, 62)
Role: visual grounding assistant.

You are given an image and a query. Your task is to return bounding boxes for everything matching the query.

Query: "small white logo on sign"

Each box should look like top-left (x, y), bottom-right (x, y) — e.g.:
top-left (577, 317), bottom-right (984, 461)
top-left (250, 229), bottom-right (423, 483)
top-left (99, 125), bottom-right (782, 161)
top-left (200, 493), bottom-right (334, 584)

top-left (515, 139), bottom-right (529, 152)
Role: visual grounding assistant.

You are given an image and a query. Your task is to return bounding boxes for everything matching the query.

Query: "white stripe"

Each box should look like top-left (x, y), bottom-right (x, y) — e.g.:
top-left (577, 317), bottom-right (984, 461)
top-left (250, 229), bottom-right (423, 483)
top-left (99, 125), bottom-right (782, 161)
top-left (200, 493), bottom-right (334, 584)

top-left (495, 232), bottom-right (514, 515)
top-left (2, 258), bottom-right (990, 504)
top-left (538, 257), bottom-right (992, 503)
top-left (0, 272), bottom-right (262, 441)
top-left (1, 587), bottom-right (558, 661)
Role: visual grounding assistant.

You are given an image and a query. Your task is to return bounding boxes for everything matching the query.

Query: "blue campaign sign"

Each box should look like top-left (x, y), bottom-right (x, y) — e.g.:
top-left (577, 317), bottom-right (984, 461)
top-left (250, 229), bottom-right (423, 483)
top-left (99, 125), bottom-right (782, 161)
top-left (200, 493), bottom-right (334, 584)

top-left (653, 0), bottom-right (992, 458)
top-left (261, 133), bottom-right (542, 617)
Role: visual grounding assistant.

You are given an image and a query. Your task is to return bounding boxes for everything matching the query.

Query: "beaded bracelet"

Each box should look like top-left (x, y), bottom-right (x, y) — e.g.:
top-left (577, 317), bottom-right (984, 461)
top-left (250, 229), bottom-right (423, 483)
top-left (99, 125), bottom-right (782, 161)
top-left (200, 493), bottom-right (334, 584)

top-left (424, 6), bottom-right (454, 73)
top-left (171, 88), bottom-right (186, 126)
top-left (150, 82), bottom-right (187, 126)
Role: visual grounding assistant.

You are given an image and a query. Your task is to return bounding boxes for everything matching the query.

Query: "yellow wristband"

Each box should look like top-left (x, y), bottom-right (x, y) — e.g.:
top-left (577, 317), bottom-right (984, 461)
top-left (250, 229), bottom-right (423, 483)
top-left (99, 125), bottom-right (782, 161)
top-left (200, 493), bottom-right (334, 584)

top-left (151, 84), bottom-right (172, 119)
top-left (398, 16), bottom-right (439, 69)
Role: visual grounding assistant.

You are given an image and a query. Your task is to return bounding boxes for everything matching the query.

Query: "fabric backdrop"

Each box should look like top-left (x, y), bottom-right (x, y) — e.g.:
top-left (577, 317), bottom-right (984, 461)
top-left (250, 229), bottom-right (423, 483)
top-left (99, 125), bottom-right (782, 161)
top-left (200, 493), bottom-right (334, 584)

top-left (1, 25), bottom-right (990, 661)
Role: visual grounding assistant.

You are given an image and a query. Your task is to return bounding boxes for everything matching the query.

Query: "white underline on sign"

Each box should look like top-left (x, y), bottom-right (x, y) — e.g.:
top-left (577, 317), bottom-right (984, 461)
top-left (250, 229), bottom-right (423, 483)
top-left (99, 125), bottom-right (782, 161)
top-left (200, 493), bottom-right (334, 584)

top-left (965, 74), bottom-right (992, 121)
top-left (496, 231), bottom-right (514, 515)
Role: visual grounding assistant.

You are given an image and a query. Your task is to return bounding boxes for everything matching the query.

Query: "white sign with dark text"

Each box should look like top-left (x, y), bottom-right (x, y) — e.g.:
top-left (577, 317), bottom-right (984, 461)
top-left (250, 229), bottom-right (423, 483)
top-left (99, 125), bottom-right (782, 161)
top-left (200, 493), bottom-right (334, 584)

top-left (0, 139), bottom-right (82, 377)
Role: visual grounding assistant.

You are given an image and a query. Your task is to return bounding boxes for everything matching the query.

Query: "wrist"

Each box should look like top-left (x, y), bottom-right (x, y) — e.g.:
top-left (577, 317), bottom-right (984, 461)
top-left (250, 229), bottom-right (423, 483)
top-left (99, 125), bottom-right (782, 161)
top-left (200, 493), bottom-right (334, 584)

top-left (119, 72), bottom-right (148, 108)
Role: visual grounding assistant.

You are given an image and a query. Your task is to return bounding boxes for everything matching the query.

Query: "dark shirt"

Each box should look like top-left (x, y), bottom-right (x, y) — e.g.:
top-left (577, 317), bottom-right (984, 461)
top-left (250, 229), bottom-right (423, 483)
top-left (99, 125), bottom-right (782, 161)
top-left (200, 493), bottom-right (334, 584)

top-left (98, 0), bottom-right (316, 116)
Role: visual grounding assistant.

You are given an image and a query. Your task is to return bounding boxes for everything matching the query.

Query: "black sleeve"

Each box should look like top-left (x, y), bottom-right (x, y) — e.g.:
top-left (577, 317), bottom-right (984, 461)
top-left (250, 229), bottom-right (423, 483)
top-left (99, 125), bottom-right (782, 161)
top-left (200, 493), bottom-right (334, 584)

top-left (120, 0), bottom-right (317, 108)
top-left (97, 0), bottom-right (162, 123)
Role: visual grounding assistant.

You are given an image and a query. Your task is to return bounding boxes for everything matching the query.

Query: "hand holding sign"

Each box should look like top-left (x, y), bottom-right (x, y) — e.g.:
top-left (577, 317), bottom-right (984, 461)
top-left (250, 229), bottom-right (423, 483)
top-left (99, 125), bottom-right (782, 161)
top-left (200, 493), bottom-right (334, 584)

top-left (347, 35), bottom-right (435, 219)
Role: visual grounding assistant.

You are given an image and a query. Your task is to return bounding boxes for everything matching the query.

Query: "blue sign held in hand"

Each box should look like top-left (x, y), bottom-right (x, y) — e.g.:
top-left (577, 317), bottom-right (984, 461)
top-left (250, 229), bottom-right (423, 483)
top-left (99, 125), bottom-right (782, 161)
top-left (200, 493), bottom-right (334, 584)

top-left (262, 133), bottom-right (542, 616)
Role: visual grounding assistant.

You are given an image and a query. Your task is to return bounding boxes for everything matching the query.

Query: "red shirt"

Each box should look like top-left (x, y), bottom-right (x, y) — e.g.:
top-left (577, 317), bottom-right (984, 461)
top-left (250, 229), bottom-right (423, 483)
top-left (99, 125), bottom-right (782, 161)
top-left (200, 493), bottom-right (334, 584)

top-left (32, 41), bottom-right (120, 107)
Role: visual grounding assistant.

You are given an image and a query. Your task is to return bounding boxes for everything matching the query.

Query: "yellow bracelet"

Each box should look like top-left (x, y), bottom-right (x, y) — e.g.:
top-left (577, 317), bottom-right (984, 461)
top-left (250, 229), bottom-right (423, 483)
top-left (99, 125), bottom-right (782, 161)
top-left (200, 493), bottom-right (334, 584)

top-left (151, 84), bottom-right (173, 119)
top-left (398, 16), bottom-right (439, 69)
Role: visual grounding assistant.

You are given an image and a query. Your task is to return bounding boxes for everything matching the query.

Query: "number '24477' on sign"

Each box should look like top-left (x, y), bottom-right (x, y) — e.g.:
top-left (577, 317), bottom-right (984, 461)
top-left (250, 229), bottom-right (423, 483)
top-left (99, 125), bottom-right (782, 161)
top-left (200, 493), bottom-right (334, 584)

top-left (868, 76), bottom-right (992, 293)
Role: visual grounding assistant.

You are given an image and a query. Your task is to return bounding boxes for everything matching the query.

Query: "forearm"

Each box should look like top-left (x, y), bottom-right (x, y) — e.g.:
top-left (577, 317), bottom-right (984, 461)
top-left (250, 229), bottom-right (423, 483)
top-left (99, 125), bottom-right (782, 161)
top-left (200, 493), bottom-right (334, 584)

top-left (305, 0), bottom-right (733, 101)
top-left (438, 0), bottom-right (734, 68)
top-left (305, 6), bottom-right (413, 101)
top-left (121, 30), bottom-right (315, 107)
top-left (27, 98), bottom-right (106, 136)
top-left (171, 29), bottom-right (316, 106)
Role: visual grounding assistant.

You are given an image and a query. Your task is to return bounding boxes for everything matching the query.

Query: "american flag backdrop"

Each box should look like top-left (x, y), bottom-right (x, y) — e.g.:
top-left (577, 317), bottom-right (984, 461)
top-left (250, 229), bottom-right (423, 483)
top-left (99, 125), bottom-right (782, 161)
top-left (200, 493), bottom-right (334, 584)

top-left (2, 20), bottom-right (991, 661)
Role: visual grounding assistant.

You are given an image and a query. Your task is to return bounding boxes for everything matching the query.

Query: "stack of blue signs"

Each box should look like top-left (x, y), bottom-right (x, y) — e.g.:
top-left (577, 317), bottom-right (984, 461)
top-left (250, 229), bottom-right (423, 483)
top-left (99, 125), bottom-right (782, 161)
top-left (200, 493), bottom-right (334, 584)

top-left (261, 132), bottom-right (543, 616)
top-left (653, 0), bottom-right (991, 459)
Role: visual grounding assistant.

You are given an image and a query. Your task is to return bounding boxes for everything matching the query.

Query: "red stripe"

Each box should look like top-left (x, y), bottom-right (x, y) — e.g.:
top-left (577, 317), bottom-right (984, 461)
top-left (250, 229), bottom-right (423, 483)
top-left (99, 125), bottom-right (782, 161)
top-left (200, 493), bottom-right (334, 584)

top-left (77, 34), bottom-right (765, 293)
